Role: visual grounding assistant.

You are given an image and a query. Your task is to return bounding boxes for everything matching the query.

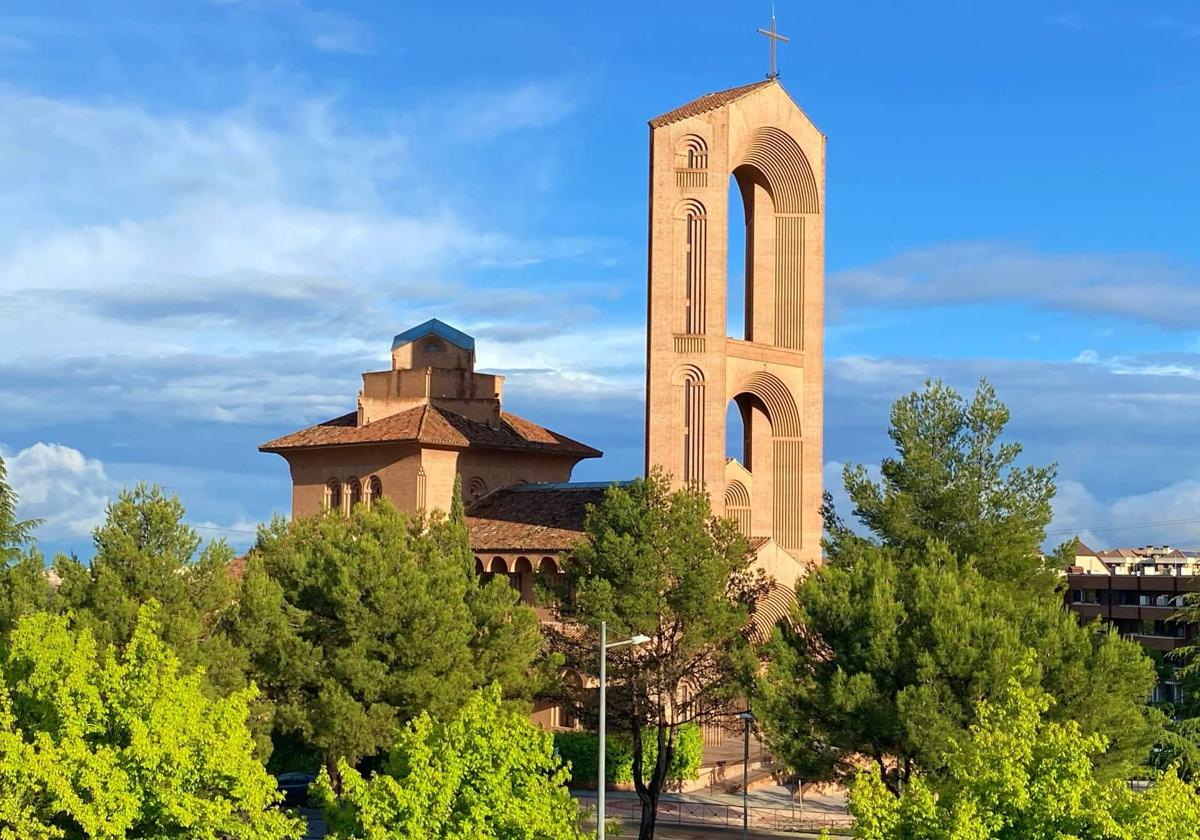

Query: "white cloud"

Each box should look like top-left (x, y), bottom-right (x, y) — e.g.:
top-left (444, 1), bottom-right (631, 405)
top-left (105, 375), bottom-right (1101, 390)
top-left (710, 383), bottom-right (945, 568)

top-left (1047, 478), bottom-right (1200, 550)
top-left (0, 76), bottom-right (628, 435)
top-left (3, 443), bottom-right (116, 541)
top-left (830, 242), bottom-right (1200, 329)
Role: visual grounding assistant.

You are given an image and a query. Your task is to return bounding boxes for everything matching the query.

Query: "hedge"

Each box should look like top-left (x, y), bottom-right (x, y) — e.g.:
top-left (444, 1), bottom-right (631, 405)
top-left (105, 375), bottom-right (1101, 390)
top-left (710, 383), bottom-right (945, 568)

top-left (554, 724), bottom-right (703, 785)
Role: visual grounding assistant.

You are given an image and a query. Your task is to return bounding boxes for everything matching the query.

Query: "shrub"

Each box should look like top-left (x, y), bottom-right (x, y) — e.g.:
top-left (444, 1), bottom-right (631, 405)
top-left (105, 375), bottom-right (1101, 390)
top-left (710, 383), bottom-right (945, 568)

top-left (554, 723), bottom-right (703, 785)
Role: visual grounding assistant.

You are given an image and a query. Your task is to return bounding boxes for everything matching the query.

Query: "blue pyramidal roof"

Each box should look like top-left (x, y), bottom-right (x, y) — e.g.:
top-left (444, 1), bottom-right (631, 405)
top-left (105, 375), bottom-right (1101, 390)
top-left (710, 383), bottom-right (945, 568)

top-left (391, 319), bottom-right (475, 352)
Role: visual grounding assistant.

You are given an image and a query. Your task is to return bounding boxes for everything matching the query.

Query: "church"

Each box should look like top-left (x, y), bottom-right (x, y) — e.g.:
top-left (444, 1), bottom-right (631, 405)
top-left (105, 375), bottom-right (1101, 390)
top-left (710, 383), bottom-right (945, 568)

top-left (261, 73), bottom-right (824, 657)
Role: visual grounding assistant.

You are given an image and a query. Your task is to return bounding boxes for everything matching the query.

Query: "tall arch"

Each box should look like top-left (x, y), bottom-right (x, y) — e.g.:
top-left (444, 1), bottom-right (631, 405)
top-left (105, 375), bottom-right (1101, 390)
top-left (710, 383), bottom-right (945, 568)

top-left (730, 370), bottom-right (803, 551)
top-left (673, 365), bottom-right (705, 487)
top-left (732, 127), bottom-right (819, 351)
top-left (675, 199), bottom-right (707, 337)
top-left (738, 126), bottom-right (820, 215)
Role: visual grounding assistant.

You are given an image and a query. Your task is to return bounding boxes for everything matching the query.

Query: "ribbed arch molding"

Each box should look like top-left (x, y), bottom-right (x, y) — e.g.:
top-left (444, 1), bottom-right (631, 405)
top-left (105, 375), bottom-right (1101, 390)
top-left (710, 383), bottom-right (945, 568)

top-left (737, 126), bottom-right (820, 215)
top-left (735, 371), bottom-right (801, 438)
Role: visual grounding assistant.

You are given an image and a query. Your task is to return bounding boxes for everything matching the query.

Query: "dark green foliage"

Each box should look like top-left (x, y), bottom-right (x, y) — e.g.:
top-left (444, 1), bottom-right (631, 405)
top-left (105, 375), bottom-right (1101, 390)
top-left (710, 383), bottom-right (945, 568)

top-left (0, 454), bottom-right (39, 565)
top-left (0, 550), bottom-right (57, 637)
top-left (553, 723), bottom-right (703, 785)
top-left (839, 379), bottom-right (1058, 592)
top-left (548, 472), bottom-right (765, 839)
top-left (228, 499), bottom-right (541, 788)
top-left (52, 484), bottom-right (247, 696)
top-left (759, 380), bottom-right (1160, 793)
top-left (0, 454), bottom-right (53, 635)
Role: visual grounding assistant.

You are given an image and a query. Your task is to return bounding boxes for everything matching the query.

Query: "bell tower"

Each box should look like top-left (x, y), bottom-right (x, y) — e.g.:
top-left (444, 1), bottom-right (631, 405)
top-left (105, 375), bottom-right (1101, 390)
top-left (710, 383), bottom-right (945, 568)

top-left (644, 79), bottom-right (825, 565)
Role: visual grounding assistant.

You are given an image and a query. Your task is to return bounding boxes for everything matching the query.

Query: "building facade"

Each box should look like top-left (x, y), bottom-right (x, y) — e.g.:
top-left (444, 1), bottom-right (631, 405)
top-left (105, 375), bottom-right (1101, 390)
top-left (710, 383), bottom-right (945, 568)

top-left (1065, 543), bottom-right (1200, 704)
top-left (260, 318), bottom-right (601, 521)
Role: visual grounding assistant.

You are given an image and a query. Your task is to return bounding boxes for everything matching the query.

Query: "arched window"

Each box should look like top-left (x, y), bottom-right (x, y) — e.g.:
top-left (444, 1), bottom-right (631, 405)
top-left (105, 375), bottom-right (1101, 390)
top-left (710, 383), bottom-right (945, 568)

top-left (425, 340), bottom-right (443, 353)
top-left (675, 135), bottom-right (708, 188)
top-left (676, 199), bottom-right (707, 336)
top-left (325, 479), bottom-right (342, 513)
top-left (675, 365), bottom-right (705, 487)
top-left (368, 476), bottom-right (383, 508)
top-left (348, 477), bottom-right (362, 509)
top-left (467, 476), bottom-right (487, 502)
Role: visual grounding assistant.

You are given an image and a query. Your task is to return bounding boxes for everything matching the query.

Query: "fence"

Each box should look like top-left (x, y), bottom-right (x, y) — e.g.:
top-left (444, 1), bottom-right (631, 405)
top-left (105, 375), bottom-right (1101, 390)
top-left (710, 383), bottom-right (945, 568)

top-left (575, 793), bottom-right (853, 833)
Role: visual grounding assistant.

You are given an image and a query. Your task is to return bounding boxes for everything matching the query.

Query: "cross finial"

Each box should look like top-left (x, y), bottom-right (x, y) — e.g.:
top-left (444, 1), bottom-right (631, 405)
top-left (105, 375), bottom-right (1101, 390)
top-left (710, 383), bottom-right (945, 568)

top-left (756, 6), bottom-right (790, 80)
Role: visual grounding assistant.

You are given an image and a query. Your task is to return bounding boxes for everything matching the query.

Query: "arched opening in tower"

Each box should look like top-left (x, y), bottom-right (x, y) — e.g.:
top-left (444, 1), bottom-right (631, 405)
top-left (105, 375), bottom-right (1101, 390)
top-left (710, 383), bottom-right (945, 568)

top-left (727, 164), bottom-right (773, 343)
top-left (725, 399), bottom-right (746, 465)
top-left (726, 174), bottom-right (747, 340)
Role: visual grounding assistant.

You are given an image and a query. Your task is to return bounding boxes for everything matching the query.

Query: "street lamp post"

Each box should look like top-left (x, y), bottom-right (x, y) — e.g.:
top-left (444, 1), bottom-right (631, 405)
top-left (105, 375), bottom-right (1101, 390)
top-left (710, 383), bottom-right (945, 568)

top-left (738, 710), bottom-right (755, 840)
top-left (597, 620), bottom-right (651, 840)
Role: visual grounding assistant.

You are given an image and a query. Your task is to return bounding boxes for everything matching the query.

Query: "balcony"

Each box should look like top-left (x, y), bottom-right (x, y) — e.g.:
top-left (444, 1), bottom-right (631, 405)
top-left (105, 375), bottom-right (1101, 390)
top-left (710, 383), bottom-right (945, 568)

top-left (1128, 634), bottom-right (1187, 652)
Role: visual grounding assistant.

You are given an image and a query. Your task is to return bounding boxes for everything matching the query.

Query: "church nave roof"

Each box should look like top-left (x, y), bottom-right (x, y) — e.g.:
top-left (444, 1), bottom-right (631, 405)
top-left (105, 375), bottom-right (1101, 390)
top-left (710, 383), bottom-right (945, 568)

top-left (259, 403), bottom-right (601, 458)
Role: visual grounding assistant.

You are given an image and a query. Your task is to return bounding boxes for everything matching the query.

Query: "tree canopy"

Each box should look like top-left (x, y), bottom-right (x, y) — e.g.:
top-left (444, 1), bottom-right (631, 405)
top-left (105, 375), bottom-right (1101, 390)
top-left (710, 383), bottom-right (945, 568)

top-left (0, 605), bottom-right (301, 840)
top-left (837, 379), bottom-right (1057, 590)
top-left (0, 453), bottom-right (39, 564)
top-left (548, 473), bottom-right (764, 840)
top-left (850, 670), bottom-right (1200, 840)
top-left (53, 484), bottom-right (246, 696)
top-left (758, 380), bottom-right (1160, 792)
top-left (228, 496), bottom-right (541, 786)
top-left (316, 684), bottom-right (584, 840)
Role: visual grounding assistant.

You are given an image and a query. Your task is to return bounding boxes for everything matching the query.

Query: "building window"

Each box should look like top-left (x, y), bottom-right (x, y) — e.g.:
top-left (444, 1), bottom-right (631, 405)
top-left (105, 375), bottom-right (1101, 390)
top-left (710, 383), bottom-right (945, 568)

top-left (368, 476), bottom-right (383, 508)
top-left (325, 480), bottom-right (343, 513)
top-left (425, 340), bottom-right (443, 353)
top-left (349, 477), bottom-right (363, 509)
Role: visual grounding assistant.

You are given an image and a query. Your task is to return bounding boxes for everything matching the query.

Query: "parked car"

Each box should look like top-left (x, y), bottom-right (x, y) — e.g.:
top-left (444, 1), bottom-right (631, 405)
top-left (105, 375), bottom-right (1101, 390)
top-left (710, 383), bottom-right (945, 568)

top-left (274, 771), bottom-right (318, 807)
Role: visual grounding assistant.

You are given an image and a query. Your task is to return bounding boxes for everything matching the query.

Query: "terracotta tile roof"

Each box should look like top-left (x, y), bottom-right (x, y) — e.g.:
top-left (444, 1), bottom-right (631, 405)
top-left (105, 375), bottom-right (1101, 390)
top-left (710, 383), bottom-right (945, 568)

top-left (748, 536), bottom-right (771, 552)
top-left (466, 483), bottom-right (621, 553)
top-left (1075, 540), bottom-right (1098, 557)
top-left (259, 404), bottom-right (601, 459)
top-left (649, 80), bottom-right (775, 128)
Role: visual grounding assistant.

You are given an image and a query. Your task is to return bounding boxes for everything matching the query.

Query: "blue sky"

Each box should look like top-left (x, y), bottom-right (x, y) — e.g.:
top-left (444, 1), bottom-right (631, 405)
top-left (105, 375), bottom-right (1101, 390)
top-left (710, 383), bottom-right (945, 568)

top-left (3, 0), bottom-right (1200, 557)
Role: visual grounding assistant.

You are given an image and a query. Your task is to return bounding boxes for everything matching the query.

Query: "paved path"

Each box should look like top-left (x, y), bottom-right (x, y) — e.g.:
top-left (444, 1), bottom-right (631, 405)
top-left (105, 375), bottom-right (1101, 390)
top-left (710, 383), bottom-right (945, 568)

top-left (299, 782), bottom-right (850, 838)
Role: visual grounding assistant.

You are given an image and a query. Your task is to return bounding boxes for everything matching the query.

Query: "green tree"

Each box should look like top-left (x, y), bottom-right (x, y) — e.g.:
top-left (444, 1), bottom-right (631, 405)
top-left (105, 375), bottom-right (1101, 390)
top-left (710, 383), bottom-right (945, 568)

top-left (53, 484), bottom-right (246, 695)
top-left (759, 380), bottom-right (1159, 791)
top-left (0, 453), bottom-right (40, 561)
top-left (849, 671), bottom-right (1200, 840)
top-left (838, 379), bottom-right (1057, 589)
top-left (548, 473), bottom-right (765, 840)
top-left (229, 498), bottom-right (541, 788)
top-left (0, 605), bottom-right (302, 839)
top-left (315, 684), bottom-right (585, 840)
top-left (443, 477), bottom-right (543, 700)
top-left (0, 453), bottom-right (55, 633)
top-left (757, 540), bottom-right (1158, 793)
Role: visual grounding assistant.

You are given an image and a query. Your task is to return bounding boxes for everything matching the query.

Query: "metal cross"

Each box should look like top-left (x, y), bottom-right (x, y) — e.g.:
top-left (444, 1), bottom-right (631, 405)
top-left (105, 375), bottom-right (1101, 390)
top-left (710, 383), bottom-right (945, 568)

top-left (757, 10), bottom-right (790, 79)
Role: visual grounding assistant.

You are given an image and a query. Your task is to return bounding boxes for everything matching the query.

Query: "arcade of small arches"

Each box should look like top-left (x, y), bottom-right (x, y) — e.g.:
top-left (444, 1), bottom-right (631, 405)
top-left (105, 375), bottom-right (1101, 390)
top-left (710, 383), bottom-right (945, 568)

top-left (474, 554), bottom-right (566, 609)
top-left (322, 475), bottom-right (384, 515)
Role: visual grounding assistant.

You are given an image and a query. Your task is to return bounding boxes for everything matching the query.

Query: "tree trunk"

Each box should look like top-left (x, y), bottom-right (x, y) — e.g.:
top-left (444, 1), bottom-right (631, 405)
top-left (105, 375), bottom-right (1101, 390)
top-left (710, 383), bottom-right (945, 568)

top-left (638, 797), bottom-right (658, 840)
top-left (325, 754), bottom-right (342, 796)
top-left (633, 723), bottom-right (674, 840)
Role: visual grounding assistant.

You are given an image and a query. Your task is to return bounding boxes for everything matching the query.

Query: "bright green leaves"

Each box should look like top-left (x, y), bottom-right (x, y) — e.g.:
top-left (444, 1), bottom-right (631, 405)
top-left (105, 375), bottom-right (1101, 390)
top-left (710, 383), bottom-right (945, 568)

top-left (0, 606), bottom-right (302, 839)
top-left (316, 684), bottom-right (585, 840)
top-left (849, 676), bottom-right (1200, 840)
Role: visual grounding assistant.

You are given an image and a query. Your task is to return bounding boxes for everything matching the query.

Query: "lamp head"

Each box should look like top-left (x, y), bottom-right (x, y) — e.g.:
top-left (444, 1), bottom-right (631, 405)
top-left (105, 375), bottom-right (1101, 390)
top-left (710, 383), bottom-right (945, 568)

top-left (630, 634), bottom-right (652, 645)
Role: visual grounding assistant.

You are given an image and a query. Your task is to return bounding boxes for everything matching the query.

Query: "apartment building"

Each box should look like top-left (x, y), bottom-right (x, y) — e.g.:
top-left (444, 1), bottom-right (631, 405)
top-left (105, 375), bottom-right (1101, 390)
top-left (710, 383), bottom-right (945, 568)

top-left (1065, 543), bottom-right (1200, 704)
